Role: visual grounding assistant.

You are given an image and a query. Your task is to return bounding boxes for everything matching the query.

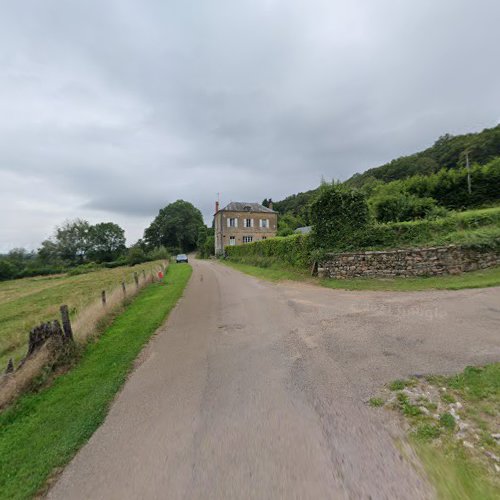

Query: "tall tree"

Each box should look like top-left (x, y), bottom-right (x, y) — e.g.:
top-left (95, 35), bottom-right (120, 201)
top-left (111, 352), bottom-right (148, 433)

top-left (144, 200), bottom-right (204, 252)
top-left (88, 222), bottom-right (126, 262)
top-left (54, 219), bottom-right (92, 263)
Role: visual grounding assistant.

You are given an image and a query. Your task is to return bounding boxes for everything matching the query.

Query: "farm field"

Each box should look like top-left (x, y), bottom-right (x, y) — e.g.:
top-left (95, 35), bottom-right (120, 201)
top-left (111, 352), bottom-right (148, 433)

top-left (0, 261), bottom-right (166, 369)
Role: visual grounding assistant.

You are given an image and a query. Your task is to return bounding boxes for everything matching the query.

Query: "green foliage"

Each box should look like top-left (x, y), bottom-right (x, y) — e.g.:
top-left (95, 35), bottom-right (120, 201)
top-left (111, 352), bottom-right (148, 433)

top-left (146, 246), bottom-right (170, 261)
top-left (277, 212), bottom-right (305, 236)
top-left (127, 245), bottom-right (148, 266)
top-left (366, 159), bottom-right (500, 212)
top-left (0, 260), bottom-right (16, 280)
top-left (447, 364), bottom-right (500, 401)
top-left (67, 263), bottom-right (101, 276)
top-left (270, 189), bottom-right (318, 223)
top-left (144, 200), bottom-right (204, 252)
top-left (196, 226), bottom-right (215, 258)
top-left (389, 380), bottom-right (407, 391)
top-left (53, 219), bottom-right (92, 263)
top-left (415, 424), bottom-right (441, 441)
top-left (346, 124), bottom-right (500, 187)
top-left (441, 393), bottom-right (456, 404)
top-left (38, 219), bottom-right (127, 268)
top-left (310, 184), bottom-right (369, 248)
top-left (439, 412), bottom-right (456, 430)
top-left (371, 193), bottom-right (441, 223)
top-left (335, 206), bottom-right (500, 252)
top-left (369, 397), bottom-right (384, 407)
top-left (225, 234), bottom-right (312, 267)
top-left (87, 223), bottom-right (126, 263)
top-left (396, 392), bottom-right (422, 417)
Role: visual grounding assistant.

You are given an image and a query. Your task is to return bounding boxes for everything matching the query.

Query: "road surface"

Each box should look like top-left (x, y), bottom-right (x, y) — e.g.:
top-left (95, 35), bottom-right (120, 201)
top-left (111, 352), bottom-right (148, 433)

top-left (49, 259), bottom-right (500, 499)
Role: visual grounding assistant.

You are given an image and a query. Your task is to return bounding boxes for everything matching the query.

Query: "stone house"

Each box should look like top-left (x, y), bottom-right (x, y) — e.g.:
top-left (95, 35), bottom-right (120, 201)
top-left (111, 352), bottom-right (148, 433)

top-left (214, 201), bottom-right (278, 255)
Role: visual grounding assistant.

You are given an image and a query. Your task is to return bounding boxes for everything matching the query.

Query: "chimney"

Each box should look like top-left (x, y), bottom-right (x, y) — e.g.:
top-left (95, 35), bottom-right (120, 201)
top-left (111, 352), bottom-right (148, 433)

top-left (215, 200), bottom-right (219, 213)
top-left (268, 199), bottom-right (273, 210)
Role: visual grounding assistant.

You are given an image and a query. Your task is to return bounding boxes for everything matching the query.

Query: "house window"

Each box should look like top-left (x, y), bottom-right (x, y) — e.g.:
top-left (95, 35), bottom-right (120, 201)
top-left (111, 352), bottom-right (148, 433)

top-left (229, 236), bottom-right (236, 246)
top-left (228, 218), bottom-right (237, 228)
top-left (260, 219), bottom-right (268, 228)
top-left (244, 218), bottom-right (252, 228)
top-left (262, 236), bottom-right (267, 240)
top-left (243, 236), bottom-right (253, 243)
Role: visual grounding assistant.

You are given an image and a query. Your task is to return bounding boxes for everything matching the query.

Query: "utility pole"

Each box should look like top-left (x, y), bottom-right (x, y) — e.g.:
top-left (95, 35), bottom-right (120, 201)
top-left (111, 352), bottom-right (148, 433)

top-left (465, 151), bottom-right (472, 195)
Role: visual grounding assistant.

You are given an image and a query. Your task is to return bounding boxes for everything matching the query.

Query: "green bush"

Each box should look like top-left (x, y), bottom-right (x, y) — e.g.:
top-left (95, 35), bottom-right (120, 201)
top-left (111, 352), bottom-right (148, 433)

top-left (225, 234), bottom-right (312, 267)
top-left (367, 158), bottom-right (500, 211)
top-left (310, 184), bottom-right (369, 248)
top-left (0, 260), bottom-right (17, 281)
top-left (371, 193), bottom-right (440, 223)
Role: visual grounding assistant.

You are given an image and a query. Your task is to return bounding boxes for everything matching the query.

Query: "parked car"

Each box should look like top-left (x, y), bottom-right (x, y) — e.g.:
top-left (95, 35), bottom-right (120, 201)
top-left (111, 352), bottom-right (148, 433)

top-left (176, 254), bottom-right (189, 263)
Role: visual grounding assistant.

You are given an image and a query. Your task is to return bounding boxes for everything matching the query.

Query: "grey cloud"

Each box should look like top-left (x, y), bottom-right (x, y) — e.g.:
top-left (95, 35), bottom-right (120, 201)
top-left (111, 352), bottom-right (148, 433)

top-left (1, 0), bottom-right (500, 250)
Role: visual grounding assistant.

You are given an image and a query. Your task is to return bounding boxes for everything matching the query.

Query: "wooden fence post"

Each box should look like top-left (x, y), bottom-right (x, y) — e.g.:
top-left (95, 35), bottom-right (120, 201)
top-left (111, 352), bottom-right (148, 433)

top-left (122, 280), bottom-right (126, 296)
top-left (101, 290), bottom-right (106, 307)
top-left (60, 304), bottom-right (74, 342)
top-left (134, 272), bottom-right (139, 288)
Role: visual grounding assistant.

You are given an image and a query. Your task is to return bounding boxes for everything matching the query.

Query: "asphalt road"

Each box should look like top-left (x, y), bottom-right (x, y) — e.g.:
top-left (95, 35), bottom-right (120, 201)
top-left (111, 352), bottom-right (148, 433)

top-left (49, 259), bottom-right (500, 499)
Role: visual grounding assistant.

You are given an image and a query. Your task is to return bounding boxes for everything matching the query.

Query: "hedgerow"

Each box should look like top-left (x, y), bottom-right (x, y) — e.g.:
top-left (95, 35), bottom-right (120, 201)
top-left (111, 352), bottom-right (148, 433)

top-left (225, 234), bottom-right (312, 267)
top-left (225, 206), bottom-right (500, 268)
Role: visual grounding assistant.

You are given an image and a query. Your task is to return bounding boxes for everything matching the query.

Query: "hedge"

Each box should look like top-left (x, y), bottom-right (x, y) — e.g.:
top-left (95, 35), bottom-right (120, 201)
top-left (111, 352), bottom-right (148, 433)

top-left (225, 206), bottom-right (500, 268)
top-left (225, 234), bottom-right (312, 267)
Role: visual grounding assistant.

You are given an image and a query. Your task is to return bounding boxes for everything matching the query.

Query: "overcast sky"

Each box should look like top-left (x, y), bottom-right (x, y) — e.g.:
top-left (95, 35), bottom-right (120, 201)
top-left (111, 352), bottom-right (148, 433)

top-left (1, 0), bottom-right (499, 251)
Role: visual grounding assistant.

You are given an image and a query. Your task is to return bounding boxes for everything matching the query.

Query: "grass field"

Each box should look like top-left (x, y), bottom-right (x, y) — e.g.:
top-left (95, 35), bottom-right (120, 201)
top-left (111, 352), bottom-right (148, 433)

top-left (0, 261), bottom-right (165, 369)
top-left (222, 260), bottom-right (500, 291)
top-left (0, 263), bottom-right (192, 500)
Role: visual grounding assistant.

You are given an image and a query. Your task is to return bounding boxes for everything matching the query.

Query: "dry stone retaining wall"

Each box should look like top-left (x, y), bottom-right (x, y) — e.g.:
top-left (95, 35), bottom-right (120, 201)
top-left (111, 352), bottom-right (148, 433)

top-left (319, 245), bottom-right (499, 279)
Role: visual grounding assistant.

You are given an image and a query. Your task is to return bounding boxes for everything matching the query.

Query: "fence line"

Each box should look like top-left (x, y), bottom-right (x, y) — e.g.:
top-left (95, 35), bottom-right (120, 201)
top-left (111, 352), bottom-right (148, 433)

top-left (0, 261), bottom-right (168, 408)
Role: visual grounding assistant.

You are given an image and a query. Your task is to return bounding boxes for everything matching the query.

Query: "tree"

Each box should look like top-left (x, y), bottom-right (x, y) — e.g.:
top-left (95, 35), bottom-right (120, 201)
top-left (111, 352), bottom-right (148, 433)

top-left (0, 259), bottom-right (17, 281)
top-left (310, 184), bottom-right (369, 248)
top-left (55, 219), bottom-right (92, 263)
top-left (88, 222), bottom-right (126, 262)
top-left (144, 200), bottom-right (204, 252)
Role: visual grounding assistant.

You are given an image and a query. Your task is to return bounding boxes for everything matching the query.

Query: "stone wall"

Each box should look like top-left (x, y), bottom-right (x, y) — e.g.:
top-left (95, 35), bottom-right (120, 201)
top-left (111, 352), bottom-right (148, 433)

top-left (319, 245), bottom-right (500, 279)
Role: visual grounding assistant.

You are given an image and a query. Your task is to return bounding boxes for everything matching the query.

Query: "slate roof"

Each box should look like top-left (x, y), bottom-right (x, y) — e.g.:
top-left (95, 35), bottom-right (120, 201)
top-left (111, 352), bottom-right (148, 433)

top-left (219, 202), bottom-right (277, 213)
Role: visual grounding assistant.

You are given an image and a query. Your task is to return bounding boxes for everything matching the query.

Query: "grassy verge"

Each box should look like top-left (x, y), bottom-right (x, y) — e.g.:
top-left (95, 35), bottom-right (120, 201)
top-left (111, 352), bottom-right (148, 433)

top-left (0, 260), bottom-right (166, 368)
top-left (222, 260), bottom-right (500, 291)
top-left (0, 264), bottom-right (192, 500)
top-left (371, 364), bottom-right (500, 499)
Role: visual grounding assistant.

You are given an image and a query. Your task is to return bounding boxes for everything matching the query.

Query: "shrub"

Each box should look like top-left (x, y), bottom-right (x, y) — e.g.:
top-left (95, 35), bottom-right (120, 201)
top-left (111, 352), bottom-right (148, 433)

top-left (127, 246), bottom-right (148, 266)
top-left (225, 234), bottom-right (312, 267)
top-left (310, 184), bottom-right (369, 248)
top-left (0, 260), bottom-right (17, 281)
top-left (371, 194), bottom-right (439, 223)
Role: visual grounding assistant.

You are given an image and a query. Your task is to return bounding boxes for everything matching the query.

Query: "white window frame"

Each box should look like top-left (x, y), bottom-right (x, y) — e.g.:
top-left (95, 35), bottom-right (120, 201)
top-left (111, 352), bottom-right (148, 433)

top-left (229, 236), bottom-right (236, 246)
top-left (260, 219), bottom-right (269, 228)
top-left (244, 218), bottom-right (252, 228)
top-left (243, 236), bottom-right (253, 243)
top-left (228, 217), bottom-right (238, 228)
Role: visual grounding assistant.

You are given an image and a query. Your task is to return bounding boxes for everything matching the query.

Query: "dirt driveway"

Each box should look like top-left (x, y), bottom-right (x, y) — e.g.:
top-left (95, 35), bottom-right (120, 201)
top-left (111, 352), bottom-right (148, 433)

top-left (49, 259), bottom-right (500, 499)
